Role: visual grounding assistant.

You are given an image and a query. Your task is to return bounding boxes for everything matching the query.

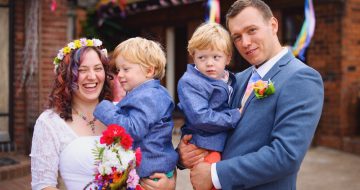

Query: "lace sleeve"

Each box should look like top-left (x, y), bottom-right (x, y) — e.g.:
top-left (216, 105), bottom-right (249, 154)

top-left (30, 112), bottom-right (62, 190)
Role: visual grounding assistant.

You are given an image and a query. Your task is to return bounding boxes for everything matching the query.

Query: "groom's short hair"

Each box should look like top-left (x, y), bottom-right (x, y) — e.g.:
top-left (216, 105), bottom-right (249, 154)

top-left (226, 0), bottom-right (274, 28)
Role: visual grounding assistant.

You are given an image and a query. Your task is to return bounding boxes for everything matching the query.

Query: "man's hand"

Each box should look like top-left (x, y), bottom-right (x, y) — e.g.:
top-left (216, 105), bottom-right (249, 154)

top-left (190, 162), bottom-right (213, 190)
top-left (178, 134), bottom-right (208, 168)
top-left (140, 173), bottom-right (176, 190)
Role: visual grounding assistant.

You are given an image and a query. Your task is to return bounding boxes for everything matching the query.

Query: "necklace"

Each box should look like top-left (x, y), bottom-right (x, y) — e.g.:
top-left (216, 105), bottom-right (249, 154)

top-left (73, 108), bottom-right (97, 134)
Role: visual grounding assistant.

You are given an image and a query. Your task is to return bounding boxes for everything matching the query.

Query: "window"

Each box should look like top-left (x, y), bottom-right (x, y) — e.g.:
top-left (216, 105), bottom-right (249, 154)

top-left (0, 0), bottom-right (11, 142)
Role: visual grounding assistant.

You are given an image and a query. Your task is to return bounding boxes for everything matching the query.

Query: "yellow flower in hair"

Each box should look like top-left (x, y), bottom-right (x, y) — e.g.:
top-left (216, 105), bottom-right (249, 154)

top-left (53, 38), bottom-right (107, 72)
top-left (63, 46), bottom-right (71, 54)
top-left (86, 39), bottom-right (94, 46)
top-left (74, 40), bottom-right (81, 48)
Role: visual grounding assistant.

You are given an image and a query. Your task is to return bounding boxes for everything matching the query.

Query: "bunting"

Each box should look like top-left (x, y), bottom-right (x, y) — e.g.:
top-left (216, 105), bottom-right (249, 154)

top-left (292, 0), bottom-right (315, 61)
top-left (206, 0), bottom-right (220, 23)
top-left (50, 0), bottom-right (57, 12)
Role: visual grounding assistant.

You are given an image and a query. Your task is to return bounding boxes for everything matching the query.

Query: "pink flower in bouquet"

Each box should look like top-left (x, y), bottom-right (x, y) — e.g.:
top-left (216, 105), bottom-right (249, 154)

top-left (126, 169), bottom-right (140, 188)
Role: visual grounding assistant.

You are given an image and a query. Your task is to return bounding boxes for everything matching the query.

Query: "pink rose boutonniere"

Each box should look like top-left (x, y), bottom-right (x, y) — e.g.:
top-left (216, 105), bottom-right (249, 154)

top-left (253, 79), bottom-right (275, 99)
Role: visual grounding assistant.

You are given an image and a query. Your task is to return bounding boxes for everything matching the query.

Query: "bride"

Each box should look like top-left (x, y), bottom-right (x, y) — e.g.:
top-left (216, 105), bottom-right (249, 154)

top-left (30, 38), bottom-right (113, 190)
top-left (30, 38), bottom-right (175, 190)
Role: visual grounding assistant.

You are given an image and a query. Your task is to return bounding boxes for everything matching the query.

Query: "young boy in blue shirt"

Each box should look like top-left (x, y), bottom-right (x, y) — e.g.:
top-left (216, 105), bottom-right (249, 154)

top-left (94, 37), bottom-right (177, 181)
top-left (178, 23), bottom-right (241, 170)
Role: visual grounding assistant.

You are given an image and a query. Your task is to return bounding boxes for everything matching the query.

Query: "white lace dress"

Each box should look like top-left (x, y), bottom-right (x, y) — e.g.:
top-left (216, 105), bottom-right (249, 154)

top-left (30, 109), bottom-right (99, 190)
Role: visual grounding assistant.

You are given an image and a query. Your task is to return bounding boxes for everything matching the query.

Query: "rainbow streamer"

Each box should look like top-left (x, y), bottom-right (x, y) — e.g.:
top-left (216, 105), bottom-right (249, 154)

top-left (206, 0), bottom-right (220, 23)
top-left (292, 0), bottom-right (315, 61)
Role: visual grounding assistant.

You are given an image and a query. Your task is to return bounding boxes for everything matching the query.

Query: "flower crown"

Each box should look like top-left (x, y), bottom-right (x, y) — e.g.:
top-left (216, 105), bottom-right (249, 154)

top-left (53, 38), bottom-right (108, 70)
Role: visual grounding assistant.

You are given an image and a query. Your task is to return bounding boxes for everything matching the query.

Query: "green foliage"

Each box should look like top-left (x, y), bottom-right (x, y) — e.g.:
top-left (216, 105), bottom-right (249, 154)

top-left (92, 141), bottom-right (105, 162)
top-left (82, 8), bottom-right (138, 52)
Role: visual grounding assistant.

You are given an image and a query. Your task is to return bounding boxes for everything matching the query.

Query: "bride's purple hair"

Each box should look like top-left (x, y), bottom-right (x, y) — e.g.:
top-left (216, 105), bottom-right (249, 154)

top-left (48, 46), bottom-right (113, 121)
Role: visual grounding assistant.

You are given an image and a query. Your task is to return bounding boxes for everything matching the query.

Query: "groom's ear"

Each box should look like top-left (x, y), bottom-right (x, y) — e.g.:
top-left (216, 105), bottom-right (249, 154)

top-left (269, 17), bottom-right (279, 35)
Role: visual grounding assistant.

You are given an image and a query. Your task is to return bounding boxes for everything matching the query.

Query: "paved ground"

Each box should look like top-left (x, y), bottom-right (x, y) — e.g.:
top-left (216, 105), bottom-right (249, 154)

top-left (173, 135), bottom-right (360, 190)
top-left (1, 135), bottom-right (360, 190)
top-left (175, 147), bottom-right (360, 190)
top-left (297, 147), bottom-right (360, 190)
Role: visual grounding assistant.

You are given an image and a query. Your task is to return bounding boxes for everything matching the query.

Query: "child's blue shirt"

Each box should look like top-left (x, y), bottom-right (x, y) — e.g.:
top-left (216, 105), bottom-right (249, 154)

top-left (94, 80), bottom-right (178, 177)
top-left (177, 64), bottom-right (241, 152)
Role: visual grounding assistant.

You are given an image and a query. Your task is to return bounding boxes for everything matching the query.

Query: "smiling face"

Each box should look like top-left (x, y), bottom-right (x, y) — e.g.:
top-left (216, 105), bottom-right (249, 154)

top-left (193, 49), bottom-right (230, 79)
top-left (73, 49), bottom-right (105, 104)
top-left (115, 55), bottom-right (153, 92)
top-left (228, 7), bottom-right (281, 66)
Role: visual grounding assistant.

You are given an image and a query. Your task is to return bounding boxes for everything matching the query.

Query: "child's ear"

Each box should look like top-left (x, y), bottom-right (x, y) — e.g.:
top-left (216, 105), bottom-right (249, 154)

top-left (226, 55), bottom-right (232, 65)
top-left (146, 66), bottom-right (155, 78)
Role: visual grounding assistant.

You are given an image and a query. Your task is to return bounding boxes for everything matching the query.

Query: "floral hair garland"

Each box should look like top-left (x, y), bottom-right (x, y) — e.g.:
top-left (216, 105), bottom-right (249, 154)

top-left (53, 38), bottom-right (108, 70)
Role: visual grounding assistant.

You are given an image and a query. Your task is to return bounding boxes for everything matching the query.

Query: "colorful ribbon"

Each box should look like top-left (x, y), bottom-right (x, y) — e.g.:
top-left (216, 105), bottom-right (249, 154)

top-left (292, 0), bottom-right (316, 61)
top-left (206, 0), bottom-right (220, 23)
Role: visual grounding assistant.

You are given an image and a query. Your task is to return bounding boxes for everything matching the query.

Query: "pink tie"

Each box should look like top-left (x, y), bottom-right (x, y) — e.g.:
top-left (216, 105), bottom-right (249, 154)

top-left (240, 70), bottom-right (261, 113)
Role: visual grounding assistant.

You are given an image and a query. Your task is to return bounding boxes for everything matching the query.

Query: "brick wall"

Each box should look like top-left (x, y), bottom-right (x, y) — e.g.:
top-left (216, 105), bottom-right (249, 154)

top-left (13, 0), bottom-right (26, 154)
top-left (340, 0), bottom-right (360, 154)
top-left (310, 1), bottom-right (343, 149)
top-left (12, 0), bottom-right (68, 153)
top-left (39, 0), bottom-right (68, 110)
top-left (312, 0), bottom-right (360, 154)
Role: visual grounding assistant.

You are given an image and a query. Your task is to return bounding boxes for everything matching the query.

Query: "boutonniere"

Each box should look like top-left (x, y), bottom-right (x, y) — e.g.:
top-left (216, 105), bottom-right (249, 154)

top-left (253, 79), bottom-right (275, 99)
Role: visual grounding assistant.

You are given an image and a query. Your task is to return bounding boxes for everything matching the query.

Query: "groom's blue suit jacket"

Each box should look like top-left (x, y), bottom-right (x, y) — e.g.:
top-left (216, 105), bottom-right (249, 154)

top-left (216, 51), bottom-right (324, 190)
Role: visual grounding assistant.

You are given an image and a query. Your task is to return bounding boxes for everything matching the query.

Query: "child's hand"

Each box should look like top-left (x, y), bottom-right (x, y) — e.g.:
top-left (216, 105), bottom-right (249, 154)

top-left (141, 173), bottom-right (176, 190)
top-left (111, 75), bottom-right (126, 102)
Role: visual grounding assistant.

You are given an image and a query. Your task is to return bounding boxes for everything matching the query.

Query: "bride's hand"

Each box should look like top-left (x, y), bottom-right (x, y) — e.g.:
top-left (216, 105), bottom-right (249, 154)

top-left (140, 172), bottom-right (176, 190)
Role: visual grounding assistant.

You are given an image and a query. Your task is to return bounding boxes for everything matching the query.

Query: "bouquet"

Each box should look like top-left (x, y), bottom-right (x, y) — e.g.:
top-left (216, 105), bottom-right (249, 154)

top-left (86, 124), bottom-right (142, 190)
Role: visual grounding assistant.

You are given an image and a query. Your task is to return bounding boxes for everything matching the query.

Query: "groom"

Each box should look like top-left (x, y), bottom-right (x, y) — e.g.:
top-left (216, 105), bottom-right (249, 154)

top-left (178, 0), bottom-right (324, 189)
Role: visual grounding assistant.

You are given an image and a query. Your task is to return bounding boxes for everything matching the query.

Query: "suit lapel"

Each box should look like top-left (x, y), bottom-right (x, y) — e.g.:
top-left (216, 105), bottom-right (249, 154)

top-left (241, 51), bottom-right (295, 114)
top-left (263, 51), bottom-right (294, 81)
